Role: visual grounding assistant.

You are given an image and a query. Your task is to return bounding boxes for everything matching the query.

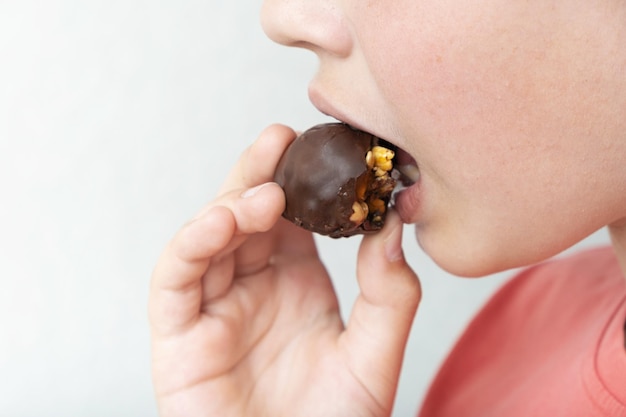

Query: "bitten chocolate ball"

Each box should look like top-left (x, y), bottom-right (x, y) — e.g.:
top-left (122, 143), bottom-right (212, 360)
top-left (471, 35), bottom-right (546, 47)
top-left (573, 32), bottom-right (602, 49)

top-left (274, 123), bottom-right (397, 238)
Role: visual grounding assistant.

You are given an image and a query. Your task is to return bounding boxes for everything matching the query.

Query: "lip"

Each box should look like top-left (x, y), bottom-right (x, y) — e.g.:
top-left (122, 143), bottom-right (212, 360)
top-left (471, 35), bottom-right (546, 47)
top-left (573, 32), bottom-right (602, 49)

top-left (308, 86), bottom-right (379, 138)
top-left (308, 85), bottom-right (423, 224)
top-left (392, 180), bottom-right (422, 224)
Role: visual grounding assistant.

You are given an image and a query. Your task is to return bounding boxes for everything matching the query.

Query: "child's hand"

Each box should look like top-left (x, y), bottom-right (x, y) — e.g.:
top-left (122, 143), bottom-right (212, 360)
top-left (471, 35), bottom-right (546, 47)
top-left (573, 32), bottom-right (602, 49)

top-left (149, 124), bottom-right (421, 417)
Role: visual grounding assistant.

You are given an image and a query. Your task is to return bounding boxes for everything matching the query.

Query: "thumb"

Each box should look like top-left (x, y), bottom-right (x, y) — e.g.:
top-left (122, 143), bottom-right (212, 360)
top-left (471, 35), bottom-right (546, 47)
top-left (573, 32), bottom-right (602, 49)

top-left (342, 210), bottom-right (421, 409)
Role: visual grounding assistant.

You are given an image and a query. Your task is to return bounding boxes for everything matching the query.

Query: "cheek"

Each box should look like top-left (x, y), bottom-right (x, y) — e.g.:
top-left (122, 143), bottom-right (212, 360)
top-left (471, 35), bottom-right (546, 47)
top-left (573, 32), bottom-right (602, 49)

top-left (353, 5), bottom-right (515, 179)
top-left (357, 5), bottom-right (539, 151)
top-left (353, 1), bottom-right (602, 163)
top-left (352, 3), bottom-right (626, 274)
top-left (356, 4), bottom-right (543, 212)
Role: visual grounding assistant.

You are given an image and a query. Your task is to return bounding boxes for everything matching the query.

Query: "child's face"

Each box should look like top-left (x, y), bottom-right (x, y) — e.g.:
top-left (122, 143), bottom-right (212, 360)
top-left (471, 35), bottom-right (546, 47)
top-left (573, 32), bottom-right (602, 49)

top-left (262, 0), bottom-right (626, 276)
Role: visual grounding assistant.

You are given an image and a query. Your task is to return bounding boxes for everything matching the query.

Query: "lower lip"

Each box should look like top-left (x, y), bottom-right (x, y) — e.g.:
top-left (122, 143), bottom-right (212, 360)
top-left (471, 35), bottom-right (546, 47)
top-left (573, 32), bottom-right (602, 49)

top-left (392, 180), bottom-right (423, 224)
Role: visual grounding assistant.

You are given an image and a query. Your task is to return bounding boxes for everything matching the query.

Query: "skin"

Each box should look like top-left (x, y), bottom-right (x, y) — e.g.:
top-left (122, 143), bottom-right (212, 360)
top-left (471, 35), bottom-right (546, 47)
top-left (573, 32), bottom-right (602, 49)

top-left (149, 1), bottom-right (626, 416)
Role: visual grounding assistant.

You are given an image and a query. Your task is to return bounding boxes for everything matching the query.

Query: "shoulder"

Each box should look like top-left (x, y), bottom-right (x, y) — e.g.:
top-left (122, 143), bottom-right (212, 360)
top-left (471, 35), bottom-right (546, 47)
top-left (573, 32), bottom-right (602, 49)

top-left (419, 246), bottom-right (626, 417)
top-left (478, 246), bottom-right (623, 327)
top-left (522, 245), bottom-right (618, 280)
top-left (499, 246), bottom-right (622, 308)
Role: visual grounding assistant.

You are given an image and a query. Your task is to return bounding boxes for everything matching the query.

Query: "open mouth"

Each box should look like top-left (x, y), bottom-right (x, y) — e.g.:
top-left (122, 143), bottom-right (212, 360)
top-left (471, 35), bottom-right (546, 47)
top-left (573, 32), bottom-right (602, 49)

top-left (371, 135), bottom-right (420, 213)
top-left (372, 135), bottom-right (420, 188)
top-left (392, 147), bottom-right (420, 187)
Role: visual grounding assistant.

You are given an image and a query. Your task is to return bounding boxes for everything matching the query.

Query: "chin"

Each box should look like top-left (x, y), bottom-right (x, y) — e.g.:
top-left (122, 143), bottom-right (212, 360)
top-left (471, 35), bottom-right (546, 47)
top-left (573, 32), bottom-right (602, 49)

top-left (429, 252), bottom-right (509, 278)
top-left (414, 228), bottom-right (541, 278)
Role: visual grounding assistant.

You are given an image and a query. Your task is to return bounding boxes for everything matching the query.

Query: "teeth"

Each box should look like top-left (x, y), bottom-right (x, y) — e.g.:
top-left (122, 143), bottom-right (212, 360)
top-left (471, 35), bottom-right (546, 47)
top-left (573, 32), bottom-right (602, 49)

top-left (395, 164), bottom-right (420, 184)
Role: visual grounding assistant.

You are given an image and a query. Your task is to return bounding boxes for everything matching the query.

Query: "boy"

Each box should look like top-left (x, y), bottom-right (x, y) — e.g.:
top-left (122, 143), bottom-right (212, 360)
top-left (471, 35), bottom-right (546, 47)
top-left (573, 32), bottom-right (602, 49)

top-left (149, 0), bottom-right (626, 415)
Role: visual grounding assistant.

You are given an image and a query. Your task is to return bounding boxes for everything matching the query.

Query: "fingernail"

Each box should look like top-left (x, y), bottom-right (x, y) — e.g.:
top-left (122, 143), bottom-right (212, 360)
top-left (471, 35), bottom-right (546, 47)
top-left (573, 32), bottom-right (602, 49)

top-left (384, 222), bottom-right (404, 263)
top-left (241, 182), bottom-right (271, 199)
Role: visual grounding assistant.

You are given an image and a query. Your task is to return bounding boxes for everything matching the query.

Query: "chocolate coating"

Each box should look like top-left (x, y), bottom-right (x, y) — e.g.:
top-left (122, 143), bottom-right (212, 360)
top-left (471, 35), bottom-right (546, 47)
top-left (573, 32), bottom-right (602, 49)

top-left (274, 123), bottom-right (396, 238)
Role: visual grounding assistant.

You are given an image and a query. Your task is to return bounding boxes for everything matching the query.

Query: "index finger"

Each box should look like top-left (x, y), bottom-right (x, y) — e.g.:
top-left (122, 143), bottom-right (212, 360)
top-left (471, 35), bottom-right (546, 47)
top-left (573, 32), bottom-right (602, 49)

top-left (219, 124), bottom-right (296, 195)
top-left (149, 205), bottom-right (237, 336)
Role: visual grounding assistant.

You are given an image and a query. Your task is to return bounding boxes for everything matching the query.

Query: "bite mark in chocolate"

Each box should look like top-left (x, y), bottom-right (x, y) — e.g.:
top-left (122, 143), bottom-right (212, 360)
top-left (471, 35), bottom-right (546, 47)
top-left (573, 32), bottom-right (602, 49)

top-left (274, 123), bottom-right (397, 238)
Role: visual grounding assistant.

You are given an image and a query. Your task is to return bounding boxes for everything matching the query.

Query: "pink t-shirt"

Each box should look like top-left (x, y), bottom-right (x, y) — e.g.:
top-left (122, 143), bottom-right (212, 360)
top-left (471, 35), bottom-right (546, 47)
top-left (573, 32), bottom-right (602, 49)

top-left (419, 246), bottom-right (626, 417)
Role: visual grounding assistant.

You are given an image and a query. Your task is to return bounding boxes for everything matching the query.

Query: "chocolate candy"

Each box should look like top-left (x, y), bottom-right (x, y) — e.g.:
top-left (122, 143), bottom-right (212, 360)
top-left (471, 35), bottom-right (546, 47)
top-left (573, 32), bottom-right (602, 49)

top-left (274, 123), bottom-right (397, 238)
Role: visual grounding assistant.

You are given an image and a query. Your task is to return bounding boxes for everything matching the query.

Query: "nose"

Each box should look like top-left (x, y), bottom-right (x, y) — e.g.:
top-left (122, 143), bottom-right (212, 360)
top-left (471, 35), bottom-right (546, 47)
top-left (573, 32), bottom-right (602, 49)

top-left (260, 0), bottom-right (353, 57)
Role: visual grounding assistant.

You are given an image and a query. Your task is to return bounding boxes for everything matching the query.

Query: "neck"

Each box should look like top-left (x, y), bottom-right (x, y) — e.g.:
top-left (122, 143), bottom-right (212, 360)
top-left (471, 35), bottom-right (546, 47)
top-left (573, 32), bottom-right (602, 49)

top-left (609, 221), bottom-right (626, 282)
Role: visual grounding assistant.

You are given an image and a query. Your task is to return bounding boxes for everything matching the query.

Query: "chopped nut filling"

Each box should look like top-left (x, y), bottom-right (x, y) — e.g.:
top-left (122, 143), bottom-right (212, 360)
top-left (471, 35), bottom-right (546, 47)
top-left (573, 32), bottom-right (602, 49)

top-left (351, 145), bottom-right (396, 227)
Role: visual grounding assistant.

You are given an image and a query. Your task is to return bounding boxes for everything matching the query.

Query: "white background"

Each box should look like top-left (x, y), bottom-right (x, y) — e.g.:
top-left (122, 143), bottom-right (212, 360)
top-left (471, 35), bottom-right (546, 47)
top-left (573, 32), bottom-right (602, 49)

top-left (0, 1), bottom-right (610, 416)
